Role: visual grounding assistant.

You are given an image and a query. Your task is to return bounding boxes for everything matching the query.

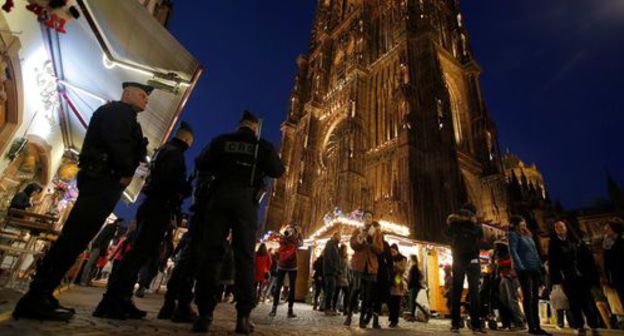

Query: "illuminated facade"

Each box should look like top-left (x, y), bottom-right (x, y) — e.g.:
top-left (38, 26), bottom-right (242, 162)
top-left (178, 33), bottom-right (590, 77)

top-left (265, 0), bottom-right (510, 243)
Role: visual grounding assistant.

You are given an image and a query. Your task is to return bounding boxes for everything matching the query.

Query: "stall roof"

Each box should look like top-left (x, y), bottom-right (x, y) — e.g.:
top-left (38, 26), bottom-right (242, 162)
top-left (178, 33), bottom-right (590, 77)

top-left (50, 0), bottom-right (202, 202)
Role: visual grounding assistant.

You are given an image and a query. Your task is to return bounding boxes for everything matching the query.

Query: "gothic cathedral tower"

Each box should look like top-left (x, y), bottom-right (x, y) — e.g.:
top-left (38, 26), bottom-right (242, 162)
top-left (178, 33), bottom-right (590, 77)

top-left (265, 0), bottom-right (509, 242)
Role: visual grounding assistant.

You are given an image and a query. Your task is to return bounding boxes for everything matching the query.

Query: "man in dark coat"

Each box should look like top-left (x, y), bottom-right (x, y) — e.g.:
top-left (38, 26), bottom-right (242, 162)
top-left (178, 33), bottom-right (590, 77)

top-left (191, 110), bottom-right (285, 334)
top-left (445, 203), bottom-right (485, 333)
top-left (80, 218), bottom-right (124, 286)
top-left (94, 122), bottom-right (194, 319)
top-left (322, 232), bottom-right (341, 315)
top-left (13, 82), bottom-right (151, 321)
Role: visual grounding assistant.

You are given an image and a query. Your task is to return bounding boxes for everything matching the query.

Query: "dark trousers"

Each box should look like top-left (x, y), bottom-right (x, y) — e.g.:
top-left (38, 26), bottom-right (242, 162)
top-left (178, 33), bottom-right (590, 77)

top-left (389, 295), bottom-right (402, 324)
top-left (313, 279), bottom-right (323, 307)
top-left (451, 258), bottom-right (481, 329)
top-left (333, 286), bottom-right (349, 311)
top-left (347, 272), bottom-right (375, 322)
top-left (323, 274), bottom-right (337, 310)
top-left (562, 276), bottom-right (600, 329)
top-left (273, 269), bottom-right (297, 309)
top-left (518, 270), bottom-right (542, 331)
top-left (29, 173), bottom-right (124, 296)
top-left (105, 197), bottom-right (172, 301)
top-left (194, 185), bottom-right (258, 317)
top-left (138, 256), bottom-right (160, 289)
top-left (409, 287), bottom-right (427, 317)
top-left (165, 223), bottom-right (198, 307)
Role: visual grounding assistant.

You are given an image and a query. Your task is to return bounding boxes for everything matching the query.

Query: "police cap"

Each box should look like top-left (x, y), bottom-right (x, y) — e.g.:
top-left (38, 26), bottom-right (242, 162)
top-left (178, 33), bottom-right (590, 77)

top-left (240, 110), bottom-right (259, 124)
top-left (122, 82), bottom-right (154, 95)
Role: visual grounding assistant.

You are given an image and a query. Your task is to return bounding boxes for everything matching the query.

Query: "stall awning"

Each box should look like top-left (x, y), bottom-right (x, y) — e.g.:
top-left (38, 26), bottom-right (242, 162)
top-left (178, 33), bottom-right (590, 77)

top-left (49, 0), bottom-right (202, 202)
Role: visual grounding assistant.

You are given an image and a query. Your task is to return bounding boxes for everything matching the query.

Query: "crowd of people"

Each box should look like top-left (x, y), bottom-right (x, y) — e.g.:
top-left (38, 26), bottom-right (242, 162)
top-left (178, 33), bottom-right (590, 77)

top-left (6, 80), bottom-right (624, 336)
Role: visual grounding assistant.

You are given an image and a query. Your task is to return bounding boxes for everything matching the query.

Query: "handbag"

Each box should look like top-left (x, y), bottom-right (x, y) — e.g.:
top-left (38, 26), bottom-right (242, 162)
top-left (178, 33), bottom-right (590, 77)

top-left (550, 284), bottom-right (569, 310)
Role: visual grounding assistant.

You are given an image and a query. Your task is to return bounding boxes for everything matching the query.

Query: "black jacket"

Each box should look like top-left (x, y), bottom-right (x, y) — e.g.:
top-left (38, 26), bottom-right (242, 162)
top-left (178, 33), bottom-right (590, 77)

top-left (195, 127), bottom-right (285, 186)
top-left (548, 234), bottom-right (599, 286)
top-left (79, 101), bottom-right (147, 178)
top-left (445, 209), bottom-right (483, 261)
top-left (604, 234), bottom-right (624, 286)
top-left (313, 255), bottom-right (324, 281)
top-left (408, 264), bottom-right (423, 290)
top-left (322, 239), bottom-right (341, 277)
top-left (143, 137), bottom-right (192, 201)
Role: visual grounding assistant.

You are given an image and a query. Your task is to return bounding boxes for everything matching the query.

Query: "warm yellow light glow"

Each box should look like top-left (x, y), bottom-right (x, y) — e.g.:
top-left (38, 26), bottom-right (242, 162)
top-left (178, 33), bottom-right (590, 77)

top-left (306, 215), bottom-right (411, 241)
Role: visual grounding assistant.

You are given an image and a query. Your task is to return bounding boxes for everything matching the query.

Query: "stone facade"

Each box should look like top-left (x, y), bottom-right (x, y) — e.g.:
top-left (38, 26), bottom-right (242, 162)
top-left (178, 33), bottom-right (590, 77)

top-left (265, 0), bottom-right (509, 243)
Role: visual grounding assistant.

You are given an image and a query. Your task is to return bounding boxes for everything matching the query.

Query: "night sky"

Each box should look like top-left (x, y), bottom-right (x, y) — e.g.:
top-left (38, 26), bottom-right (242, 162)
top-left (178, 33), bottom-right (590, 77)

top-left (115, 1), bottom-right (624, 221)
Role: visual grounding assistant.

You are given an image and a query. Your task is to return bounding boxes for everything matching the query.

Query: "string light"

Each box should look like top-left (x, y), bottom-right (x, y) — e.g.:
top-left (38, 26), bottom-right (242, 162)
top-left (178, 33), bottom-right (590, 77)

top-left (306, 215), bottom-right (410, 241)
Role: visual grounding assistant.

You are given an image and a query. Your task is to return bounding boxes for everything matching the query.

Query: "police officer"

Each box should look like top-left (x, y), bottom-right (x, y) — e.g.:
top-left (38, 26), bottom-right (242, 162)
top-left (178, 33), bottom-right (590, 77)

top-left (192, 111), bottom-right (285, 334)
top-left (13, 82), bottom-right (152, 321)
top-left (94, 122), bottom-right (194, 319)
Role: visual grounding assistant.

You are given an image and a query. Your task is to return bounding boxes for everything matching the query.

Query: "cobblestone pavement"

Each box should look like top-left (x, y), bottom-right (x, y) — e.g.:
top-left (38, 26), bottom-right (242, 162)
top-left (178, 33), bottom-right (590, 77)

top-left (0, 286), bottom-right (617, 336)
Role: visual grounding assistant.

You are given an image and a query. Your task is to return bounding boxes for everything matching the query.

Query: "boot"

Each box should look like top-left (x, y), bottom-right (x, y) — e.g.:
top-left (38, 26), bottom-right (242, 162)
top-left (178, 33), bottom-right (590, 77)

top-left (287, 307), bottom-right (297, 318)
top-left (157, 299), bottom-right (176, 320)
top-left (47, 294), bottom-right (76, 314)
top-left (344, 312), bottom-right (352, 326)
top-left (359, 312), bottom-right (368, 329)
top-left (13, 293), bottom-right (74, 321)
top-left (235, 315), bottom-right (253, 335)
top-left (172, 304), bottom-right (197, 323)
top-left (192, 314), bottom-right (213, 333)
top-left (268, 305), bottom-right (277, 317)
top-left (123, 299), bottom-right (147, 319)
top-left (372, 313), bottom-right (381, 329)
top-left (93, 297), bottom-right (127, 320)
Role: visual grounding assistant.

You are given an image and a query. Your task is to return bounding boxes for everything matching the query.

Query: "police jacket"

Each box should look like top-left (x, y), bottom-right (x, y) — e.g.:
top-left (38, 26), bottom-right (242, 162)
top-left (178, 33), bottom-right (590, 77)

top-left (143, 137), bottom-right (192, 201)
top-left (79, 101), bottom-right (147, 178)
top-left (195, 127), bottom-right (285, 186)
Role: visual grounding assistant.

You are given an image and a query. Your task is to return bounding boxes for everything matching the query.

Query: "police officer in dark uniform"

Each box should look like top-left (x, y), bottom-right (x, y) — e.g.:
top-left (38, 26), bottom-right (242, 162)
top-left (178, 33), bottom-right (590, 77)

top-left (192, 111), bottom-right (285, 334)
top-left (13, 82), bottom-right (152, 321)
top-left (93, 122), bottom-right (194, 319)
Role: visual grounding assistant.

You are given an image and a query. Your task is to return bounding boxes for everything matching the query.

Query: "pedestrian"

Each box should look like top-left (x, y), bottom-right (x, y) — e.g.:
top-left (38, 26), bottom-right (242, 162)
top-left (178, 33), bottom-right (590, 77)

top-left (218, 236), bottom-right (236, 306)
top-left (388, 244), bottom-right (407, 328)
top-left (9, 183), bottom-right (43, 210)
top-left (13, 82), bottom-right (151, 321)
top-left (372, 237), bottom-right (392, 329)
top-left (158, 219), bottom-right (198, 322)
top-left (109, 226), bottom-right (137, 280)
top-left (269, 225), bottom-right (303, 318)
top-left (603, 217), bottom-right (624, 304)
top-left (95, 121), bottom-right (194, 319)
top-left (493, 239), bottom-right (525, 330)
top-left (322, 232), bottom-right (341, 316)
top-left (343, 211), bottom-right (384, 328)
top-left (548, 220), bottom-right (601, 334)
top-left (508, 216), bottom-right (550, 335)
top-left (265, 249), bottom-right (279, 302)
top-left (135, 228), bottom-right (175, 298)
top-left (191, 110), bottom-right (285, 334)
top-left (445, 203), bottom-right (486, 333)
top-left (333, 244), bottom-right (351, 315)
top-left (407, 254), bottom-right (429, 322)
top-left (254, 243), bottom-right (272, 303)
top-left (312, 252), bottom-right (324, 311)
top-left (80, 218), bottom-right (123, 286)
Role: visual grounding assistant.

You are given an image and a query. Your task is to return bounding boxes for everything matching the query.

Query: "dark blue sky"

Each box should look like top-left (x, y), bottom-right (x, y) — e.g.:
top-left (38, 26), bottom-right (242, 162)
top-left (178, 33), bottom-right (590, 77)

top-left (115, 1), bottom-right (624, 220)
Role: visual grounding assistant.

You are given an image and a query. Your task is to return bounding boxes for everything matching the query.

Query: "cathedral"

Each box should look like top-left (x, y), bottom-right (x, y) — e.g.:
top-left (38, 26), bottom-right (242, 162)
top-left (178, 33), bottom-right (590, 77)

top-left (265, 0), bottom-right (510, 243)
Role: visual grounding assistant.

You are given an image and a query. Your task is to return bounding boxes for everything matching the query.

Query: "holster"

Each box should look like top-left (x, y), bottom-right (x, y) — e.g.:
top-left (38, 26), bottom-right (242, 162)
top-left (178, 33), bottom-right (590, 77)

top-left (79, 152), bottom-right (112, 178)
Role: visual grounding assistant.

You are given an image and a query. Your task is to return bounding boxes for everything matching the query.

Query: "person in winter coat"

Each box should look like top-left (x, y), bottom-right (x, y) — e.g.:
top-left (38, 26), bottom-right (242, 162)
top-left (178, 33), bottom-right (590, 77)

top-left (372, 238), bottom-right (392, 329)
top-left (388, 244), bottom-right (407, 328)
top-left (343, 211), bottom-right (384, 328)
top-left (333, 244), bottom-right (351, 314)
top-left (9, 183), bottom-right (43, 210)
top-left (603, 217), bottom-right (624, 304)
top-left (269, 225), bottom-right (303, 318)
top-left (445, 203), bottom-right (485, 333)
top-left (312, 253), bottom-right (324, 311)
top-left (407, 254), bottom-right (429, 322)
top-left (508, 215), bottom-right (550, 335)
top-left (493, 239), bottom-right (525, 330)
top-left (254, 243), bottom-right (273, 303)
top-left (549, 220), bottom-right (600, 332)
top-left (322, 232), bottom-right (341, 315)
